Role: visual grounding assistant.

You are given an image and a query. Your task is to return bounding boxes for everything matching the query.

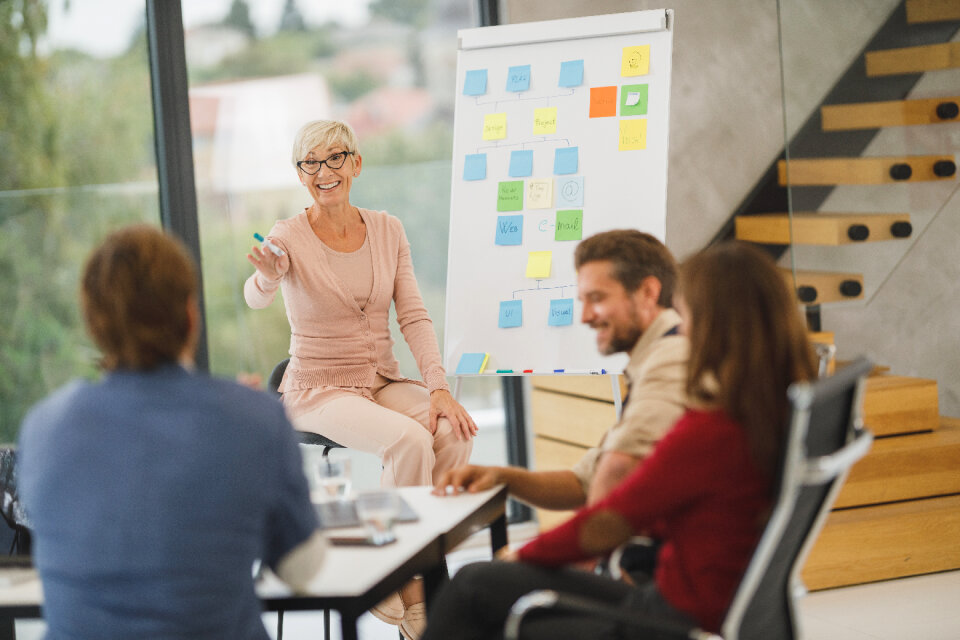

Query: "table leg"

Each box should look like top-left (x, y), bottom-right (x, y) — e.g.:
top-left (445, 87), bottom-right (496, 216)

top-left (422, 558), bottom-right (448, 611)
top-left (0, 617), bottom-right (14, 640)
top-left (490, 512), bottom-right (508, 554)
top-left (340, 614), bottom-right (359, 640)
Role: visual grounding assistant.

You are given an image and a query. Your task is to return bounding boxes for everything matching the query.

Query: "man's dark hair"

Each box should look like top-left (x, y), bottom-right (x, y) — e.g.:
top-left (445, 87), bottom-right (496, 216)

top-left (574, 229), bottom-right (677, 306)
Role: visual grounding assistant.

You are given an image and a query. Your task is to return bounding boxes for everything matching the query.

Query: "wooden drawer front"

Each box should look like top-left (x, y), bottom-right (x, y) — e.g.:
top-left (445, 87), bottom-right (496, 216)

top-left (863, 376), bottom-right (940, 436)
top-left (532, 437), bottom-right (582, 532)
top-left (532, 375), bottom-right (627, 402)
top-left (531, 389), bottom-right (616, 447)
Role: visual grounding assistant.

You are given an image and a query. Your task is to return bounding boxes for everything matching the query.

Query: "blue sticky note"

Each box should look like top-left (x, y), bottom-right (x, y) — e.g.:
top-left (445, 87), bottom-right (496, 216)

top-left (554, 147), bottom-right (579, 175)
top-left (464, 69), bottom-right (487, 96)
top-left (509, 150), bottom-right (534, 177)
top-left (495, 215), bottom-right (523, 246)
top-left (463, 153), bottom-right (486, 181)
top-left (559, 60), bottom-right (584, 87)
top-left (455, 352), bottom-right (489, 375)
top-left (506, 65), bottom-right (531, 92)
top-left (556, 176), bottom-right (584, 207)
top-left (548, 299), bottom-right (575, 326)
top-left (499, 300), bottom-right (523, 328)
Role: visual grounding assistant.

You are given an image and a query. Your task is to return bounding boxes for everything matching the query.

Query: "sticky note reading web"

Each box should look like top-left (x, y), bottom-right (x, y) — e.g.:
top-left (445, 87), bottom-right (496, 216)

top-left (497, 181), bottom-right (524, 211)
top-left (621, 84), bottom-right (649, 116)
top-left (526, 251), bottom-right (552, 279)
top-left (526, 179), bottom-right (553, 209)
top-left (506, 65), bottom-right (531, 92)
top-left (619, 119), bottom-right (648, 151)
top-left (555, 209), bottom-right (583, 241)
top-left (621, 45), bottom-right (651, 76)
top-left (495, 215), bottom-right (523, 246)
top-left (455, 352), bottom-right (489, 374)
top-left (463, 153), bottom-right (486, 181)
top-left (589, 86), bottom-right (617, 118)
top-left (548, 299), bottom-right (574, 326)
top-left (558, 59), bottom-right (584, 87)
top-left (533, 107), bottom-right (557, 134)
top-left (554, 147), bottom-right (579, 175)
top-left (463, 69), bottom-right (487, 96)
top-left (499, 300), bottom-right (523, 328)
top-left (483, 113), bottom-right (507, 140)
top-left (557, 176), bottom-right (584, 207)
top-left (509, 150), bottom-right (533, 178)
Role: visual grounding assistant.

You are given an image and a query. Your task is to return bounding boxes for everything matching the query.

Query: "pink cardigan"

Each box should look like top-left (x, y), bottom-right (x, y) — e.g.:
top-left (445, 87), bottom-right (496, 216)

top-left (244, 208), bottom-right (449, 395)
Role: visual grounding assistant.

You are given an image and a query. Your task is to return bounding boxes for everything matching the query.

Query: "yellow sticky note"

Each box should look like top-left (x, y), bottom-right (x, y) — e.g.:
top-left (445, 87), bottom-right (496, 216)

top-left (619, 119), bottom-right (647, 151)
top-left (526, 251), bottom-right (552, 279)
top-left (621, 45), bottom-right (650, 76)
top-left (483, 113), bottom-right (507, 140)
top-left (526, 179), bottom-right (553, 209)
top-left (533, 107), bottom-right (557, 134)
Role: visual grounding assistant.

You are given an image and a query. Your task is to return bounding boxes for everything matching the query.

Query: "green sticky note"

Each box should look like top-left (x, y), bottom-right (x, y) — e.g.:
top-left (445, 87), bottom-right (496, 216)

top-left (620, 84), bottom-right (649, 116)
top-left (497, 180), bottom-right (524, 212)
top-left (555, 209), bottom-right (583, 241)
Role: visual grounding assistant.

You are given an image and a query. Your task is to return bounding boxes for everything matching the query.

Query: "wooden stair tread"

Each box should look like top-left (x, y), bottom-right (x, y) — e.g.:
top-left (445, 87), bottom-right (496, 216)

top-left (906, 0), bottom-right (960, 23)
top-left (736, 212), bottom-right (912, 245)
top-left (821, 96), bottom-right (960, 130)
top-left (777, 156), bottom-right (956, 185)
top-left (864, 375), bottom-right (940, 436)
top-left (866, 41), bottom-right (960, 76)
top-left (781, 268), bottom-right (864, 304)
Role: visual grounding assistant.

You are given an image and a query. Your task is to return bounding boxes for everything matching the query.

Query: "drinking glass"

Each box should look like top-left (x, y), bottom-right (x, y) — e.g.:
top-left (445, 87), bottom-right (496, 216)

top-left (312, 455), bottom-right (352, 502)
top-left (355, 491), bottom-right (401, 545)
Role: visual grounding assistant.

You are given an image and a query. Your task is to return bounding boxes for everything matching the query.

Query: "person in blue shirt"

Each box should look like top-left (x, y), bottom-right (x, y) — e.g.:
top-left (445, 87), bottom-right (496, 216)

top-left (18, 224), bottom-right (325, 639)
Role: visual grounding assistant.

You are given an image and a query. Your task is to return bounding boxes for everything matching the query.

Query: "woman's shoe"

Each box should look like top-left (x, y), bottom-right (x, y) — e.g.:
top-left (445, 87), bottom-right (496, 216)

top-left (369, 591), bottom-right (404, 626)
top-left (399, 602), bottom-right (426, 640)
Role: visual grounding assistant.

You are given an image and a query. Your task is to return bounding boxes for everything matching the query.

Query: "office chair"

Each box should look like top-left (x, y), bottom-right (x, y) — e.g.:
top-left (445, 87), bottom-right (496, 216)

top-left (505, 357), bottom-right (875, 640)
top-left (268, 358), bottom-right (345, 457)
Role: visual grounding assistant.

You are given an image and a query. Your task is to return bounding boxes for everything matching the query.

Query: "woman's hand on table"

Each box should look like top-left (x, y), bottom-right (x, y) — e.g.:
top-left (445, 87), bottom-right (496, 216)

top-left (429, 389), bottom-right (478, 440)
top-left (246, 244), bottom-right (289, 282)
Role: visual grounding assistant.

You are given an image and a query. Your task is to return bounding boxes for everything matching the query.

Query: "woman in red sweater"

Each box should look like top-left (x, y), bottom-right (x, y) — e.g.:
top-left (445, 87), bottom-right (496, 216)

top-left (422, 242), bottom-right (817, 639)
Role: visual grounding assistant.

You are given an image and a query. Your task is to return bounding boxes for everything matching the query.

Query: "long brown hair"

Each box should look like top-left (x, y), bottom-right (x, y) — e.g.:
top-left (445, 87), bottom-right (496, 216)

top-left (678, 242), bottom-right (817, 474)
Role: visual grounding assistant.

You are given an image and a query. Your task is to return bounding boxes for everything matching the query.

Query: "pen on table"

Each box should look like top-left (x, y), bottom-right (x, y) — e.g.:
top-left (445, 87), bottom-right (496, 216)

top-left (253, 232), bottom-right (285, 257)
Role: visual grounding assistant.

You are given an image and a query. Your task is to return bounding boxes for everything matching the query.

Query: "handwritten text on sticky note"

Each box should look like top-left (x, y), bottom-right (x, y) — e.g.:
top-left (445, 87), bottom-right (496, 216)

top-left (495, 215), bottom-right (523, 245)
top-left (555, 209), bottom-right (583, 241)
top-left (619, 119), bottom-right (648, 151)
top-left (499, 300), bottom-right (523, 328)
top-left (526, 179), bottom-right (553, 209)
top-left (621, 45), bottom-right (651, 76)
top-left (497, 180), bottom-right (524, 211)
top-left (533, 107), bottom-right (557, 134)
top-left (548, 299), bottom-right (574, 326)
top-left (556, 176), bottom-right (584, 207)
top-left (483, 113), bottom-right (507, 140)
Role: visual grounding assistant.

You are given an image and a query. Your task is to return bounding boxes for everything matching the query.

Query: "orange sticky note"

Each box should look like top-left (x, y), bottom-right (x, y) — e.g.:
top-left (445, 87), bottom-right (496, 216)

top-left (589, 86), bottom-right (617, 118)
top-left (619, 119), bottom-right (647, 151)
top-left (621, 45), bottom-right (651, 76)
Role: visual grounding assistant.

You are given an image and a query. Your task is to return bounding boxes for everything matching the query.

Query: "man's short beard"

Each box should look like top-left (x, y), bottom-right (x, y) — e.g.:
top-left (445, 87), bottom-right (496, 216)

top-left (602, 324), bottom-right (643, 355)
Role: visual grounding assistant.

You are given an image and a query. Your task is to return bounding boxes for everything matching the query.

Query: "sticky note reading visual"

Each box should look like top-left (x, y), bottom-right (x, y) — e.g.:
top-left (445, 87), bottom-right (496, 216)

top-left (463, 153), bottom-right (486, 181)
top-left (558, 59), bottom-right (584, 87)
top-left (526, 179), bottom-right (553, 209)
top-left (557, 176), bottom-right (584, 207)
top-left (619, 119), bottom-right (648, 151)
top-left (526, 251), bottom-right (552, 279)
top-left (533, 107), bottom-right (557, 134)
top-left (483, 113), bottom-right (507, 140)
top-left (621, 45), bottom-right (651, 76)
top-left (621, 84), bottom-right (649, 116)
top-left (548, 299), bottom-right (574, 326)
top-left (499, 300), bottom-right (523, 328)
top-left (506, 65), bottom-right (531, 92)
top-left (554, 147), bottom-right (578, 175)
top-left (509, 150), bottom-right (533, 178)
top-left (555, 209), bottom-right (583, 241)
top-left (463, 69), bottom-right (487, 96)
top-left (495, 215), bottom-right (523, 246)
top-left (589, 86), bottom-right (618, 118)
top-left (455, 352), bottom-right (489, 374)
top-left (497, 181), bottom-right (524, 211)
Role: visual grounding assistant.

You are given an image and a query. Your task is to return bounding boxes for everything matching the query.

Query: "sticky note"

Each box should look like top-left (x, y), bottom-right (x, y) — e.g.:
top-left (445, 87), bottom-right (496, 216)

top-left (619, 119), bottom-right (648, 151)
top-left (589, 86), bottom-right (618, 118)
top-left (621, 84), bottom-right (649, 116)
top-left (499, 300), bottom-right (523, 328)
top-left (455, 352), bottom-right (489, 374)
top-left (555, 209), bottom-right (583, 241)
top-left (621, 45), bottom-right (651, 76)
top-left (497, 181), bottom-right (524, 211)
top-left (526, 251), bottom-right (552, 279)
top-left (463, 153), bottom-right (486, 181)
top-left (533, 107), bottom-right (557, 134)
top-left (483, 113), bottom-right (507, 140)
top-left (463, 69), bottom-right (487, 96)
top-left (495, 215), bottom-right (523, 245)
top-left (506, 65), bottom-right (531, 92)
top-left (509, 150), bottom-right (533, 177)
top-left (556, 176), bottom-right (584, 207)
top-left (554, 147), bottom-right (578, 175)
top-left (526, 179), bottom-right (553, 209)
top-left (548, 299), bottom-right (574, 326)
top-left (559, 59), bottom-right (584, 87)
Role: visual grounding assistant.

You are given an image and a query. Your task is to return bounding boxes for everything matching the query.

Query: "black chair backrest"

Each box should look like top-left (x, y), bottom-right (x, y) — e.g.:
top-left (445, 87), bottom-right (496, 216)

top-left (268, 358), bottom-right (344, 453)
top-left (268, 358), bottom-right (291, 399)
top-left (725, 357), bottom-right (873, 640)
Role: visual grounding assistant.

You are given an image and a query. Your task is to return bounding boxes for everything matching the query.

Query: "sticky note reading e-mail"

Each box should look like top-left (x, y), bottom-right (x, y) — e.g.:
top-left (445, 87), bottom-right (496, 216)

top-left (483, 113), bottom-right (507, 140)
top-left (526, 251), bottom-right (552, 279)
top-left (455, 352), bottom-right (489, 374)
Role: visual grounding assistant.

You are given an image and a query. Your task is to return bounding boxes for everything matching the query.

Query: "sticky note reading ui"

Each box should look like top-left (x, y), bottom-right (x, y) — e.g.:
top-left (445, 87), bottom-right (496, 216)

top-left (557, 176), bottom-right (584, 207)
top-left (495, 215), bottom-right (523, 245)
top-left (589, 86), bottom-right (618, 118)
top-left (619, 119), bottom-right (648, 151)
top-left (558, 59), bottom-right (584, 87)
top-left (621, 45), bottom-right (651, 76)
top-left (483, 113), bottom-right (507, 140)
top-left (548, 299), bottom-right (574, 326)
top-left (455, 352), bottom-right (489, 374)
top-left (526, 251), bottom-right (552, 279)
top-left (533, 107), bottom-right (557, 134)
top-left (620, 84), bottom-right (649, 116)
top-left (506, 65), bottom-right (531, 92)
top-left (555, 209), bottom-right (583, 241)
top-left (509, 150), bottom-right (533, 178)
top-left (463, 153), bottom-right (486, 181)
top-left (497, 181), bottom-right (524, 211)
top-left (554, 147), bottom-right (579, 175)
top-left (526, 179), bottom-right (553, 209)
top-left (463, 69), bottom-right (487, 96)
top-left (499, 300), bottom-right (523, 328)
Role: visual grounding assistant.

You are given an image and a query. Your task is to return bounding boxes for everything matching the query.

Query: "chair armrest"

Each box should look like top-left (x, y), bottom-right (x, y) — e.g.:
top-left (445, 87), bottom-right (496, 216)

top-left (504, 589), bottom-right (721, 640)
top-left (608, 535), bottom-right (656, 581)
top-left (802, 429), bottom-right (873, 484)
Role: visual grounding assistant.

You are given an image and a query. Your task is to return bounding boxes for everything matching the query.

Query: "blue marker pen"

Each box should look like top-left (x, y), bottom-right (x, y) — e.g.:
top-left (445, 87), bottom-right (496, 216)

top-left (254, 232), bottom-right (285, 257)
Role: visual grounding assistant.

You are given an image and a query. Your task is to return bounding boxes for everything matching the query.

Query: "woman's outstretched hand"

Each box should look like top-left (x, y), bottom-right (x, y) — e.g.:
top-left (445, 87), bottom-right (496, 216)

top-left (246, 244), bottom-right (289, 282)
top-left (429, 389), bottom-right (479, 441)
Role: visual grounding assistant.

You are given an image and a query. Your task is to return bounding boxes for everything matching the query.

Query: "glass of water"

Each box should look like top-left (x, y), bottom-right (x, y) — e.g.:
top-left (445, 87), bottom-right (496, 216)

top-left (313, 454), bottom-right (352, 502)
top-left (355, 491), bottom-right (401, 545)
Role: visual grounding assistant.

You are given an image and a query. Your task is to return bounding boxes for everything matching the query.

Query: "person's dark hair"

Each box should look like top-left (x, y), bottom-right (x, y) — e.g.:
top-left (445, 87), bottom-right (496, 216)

top-left (574, 229), bottom-right (676, 306)
top-left (81, 225), bottom-right (198, 371)
top-left (678, 242), bottom-right (817, 475)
